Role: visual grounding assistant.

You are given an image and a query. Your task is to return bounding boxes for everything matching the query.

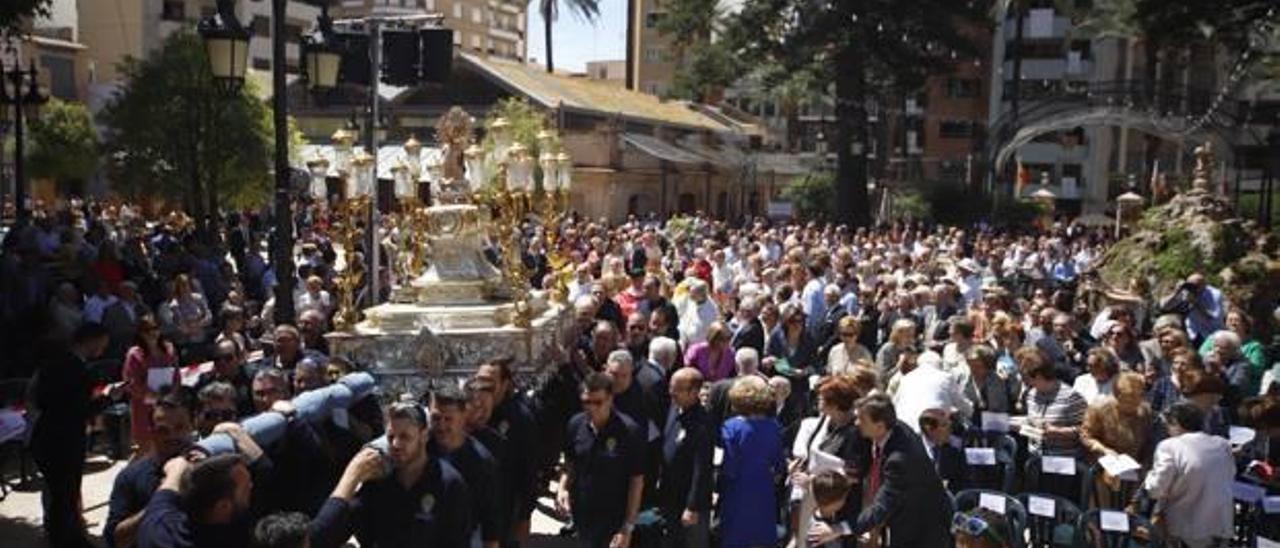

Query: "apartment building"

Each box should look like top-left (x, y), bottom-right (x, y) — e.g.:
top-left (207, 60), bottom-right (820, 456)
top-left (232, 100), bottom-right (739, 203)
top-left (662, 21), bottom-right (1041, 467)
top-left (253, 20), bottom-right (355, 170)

top-left (625, 0), bottom-right (677, 95)
top-left (332, 0), bottom-right (526, 61)
top-left (585, 60), bottom-right (626, 88)
top-left (77, 0), bottom-right (319, 84)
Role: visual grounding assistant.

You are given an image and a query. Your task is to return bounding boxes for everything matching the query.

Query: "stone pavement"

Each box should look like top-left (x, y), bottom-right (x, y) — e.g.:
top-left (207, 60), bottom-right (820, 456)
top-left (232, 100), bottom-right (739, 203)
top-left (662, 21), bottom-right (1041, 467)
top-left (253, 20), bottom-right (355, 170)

top-left (0, 452), bottom-right (576, 547)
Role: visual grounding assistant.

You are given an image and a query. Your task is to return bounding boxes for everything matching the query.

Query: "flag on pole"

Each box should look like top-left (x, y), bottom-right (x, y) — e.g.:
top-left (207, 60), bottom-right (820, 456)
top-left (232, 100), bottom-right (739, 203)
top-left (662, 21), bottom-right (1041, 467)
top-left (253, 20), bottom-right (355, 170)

top-left (1015, 157), bottom-right (1030, 198)
top-left (1149, 159), bottom-right (1163, 201)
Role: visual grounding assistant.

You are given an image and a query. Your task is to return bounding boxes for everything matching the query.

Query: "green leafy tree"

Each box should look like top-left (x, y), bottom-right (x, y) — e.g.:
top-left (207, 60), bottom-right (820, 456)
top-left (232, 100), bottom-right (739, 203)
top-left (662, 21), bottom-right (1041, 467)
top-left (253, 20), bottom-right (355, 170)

top-left (26, 99), bottom-right (99, 193)
top-left (782, 172), bottom-right (835, 222)
top-left (720, 0), bottom-right (990, 227)
top-left (539, 0), bottom-right (600, 73)
top-left (0, 0), bottom-right (50, 33)
top-left (100, 29), bottom-right (288, 220)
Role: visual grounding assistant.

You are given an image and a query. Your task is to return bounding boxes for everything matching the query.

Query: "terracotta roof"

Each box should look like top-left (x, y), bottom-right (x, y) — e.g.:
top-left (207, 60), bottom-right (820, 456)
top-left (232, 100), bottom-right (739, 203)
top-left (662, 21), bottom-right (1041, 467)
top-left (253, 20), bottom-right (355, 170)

top-left (461, 53), bottom-right (735, 132)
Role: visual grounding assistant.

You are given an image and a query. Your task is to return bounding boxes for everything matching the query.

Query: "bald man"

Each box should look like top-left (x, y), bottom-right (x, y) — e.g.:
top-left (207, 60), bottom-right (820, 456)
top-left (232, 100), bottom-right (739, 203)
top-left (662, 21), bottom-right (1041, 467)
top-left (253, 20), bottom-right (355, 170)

top-left (658, 368), bottom-right (713, 548)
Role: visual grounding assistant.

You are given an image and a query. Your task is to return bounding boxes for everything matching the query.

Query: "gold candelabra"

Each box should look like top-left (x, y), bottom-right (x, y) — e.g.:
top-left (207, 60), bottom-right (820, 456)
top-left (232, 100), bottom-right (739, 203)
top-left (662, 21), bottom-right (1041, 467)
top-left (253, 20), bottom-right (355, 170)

top-left (333, 195), bottom-right (371, 332)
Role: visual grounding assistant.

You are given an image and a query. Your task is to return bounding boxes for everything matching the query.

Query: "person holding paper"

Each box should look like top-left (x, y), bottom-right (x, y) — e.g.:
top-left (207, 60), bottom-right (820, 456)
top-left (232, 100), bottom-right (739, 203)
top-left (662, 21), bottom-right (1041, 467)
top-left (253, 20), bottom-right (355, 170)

top-left (1135, 402), bottom-right (1234, 548)
top-left (962, 346), bottom-right (1016, 430)
top-left (125, 314), bottom-right (180, 455)
top-left (789, 376), bottom-right (867, 547)
top-left (808, 394), bottom-right (951, 547)
top-left (1081, 372), bottom-right (1158, 504)
top-left (1017, 347), bottom-right (1087, 458)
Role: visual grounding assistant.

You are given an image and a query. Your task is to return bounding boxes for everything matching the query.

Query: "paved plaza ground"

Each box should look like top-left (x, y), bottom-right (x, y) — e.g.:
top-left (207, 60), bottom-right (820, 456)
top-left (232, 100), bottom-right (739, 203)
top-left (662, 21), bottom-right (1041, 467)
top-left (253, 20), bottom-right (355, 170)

top-left (0, 451), bottom-right (576, 547)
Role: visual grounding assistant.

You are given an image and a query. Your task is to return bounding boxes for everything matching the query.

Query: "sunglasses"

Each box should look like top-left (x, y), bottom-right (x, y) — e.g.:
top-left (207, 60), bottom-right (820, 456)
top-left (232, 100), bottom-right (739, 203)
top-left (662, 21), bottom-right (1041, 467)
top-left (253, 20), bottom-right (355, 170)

top-left (840, 331), bottom-right (858, 338)
top-left (951, 512), bottom-right (1003, 545)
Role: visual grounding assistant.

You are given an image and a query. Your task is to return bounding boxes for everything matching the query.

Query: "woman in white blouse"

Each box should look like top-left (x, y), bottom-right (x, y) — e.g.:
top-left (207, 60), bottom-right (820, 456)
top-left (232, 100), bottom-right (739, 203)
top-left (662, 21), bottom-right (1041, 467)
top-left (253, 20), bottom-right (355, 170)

top-left (1072, 347), bottom-right (1119, 404)
top-left (826, 316), bottom-right (872, 375)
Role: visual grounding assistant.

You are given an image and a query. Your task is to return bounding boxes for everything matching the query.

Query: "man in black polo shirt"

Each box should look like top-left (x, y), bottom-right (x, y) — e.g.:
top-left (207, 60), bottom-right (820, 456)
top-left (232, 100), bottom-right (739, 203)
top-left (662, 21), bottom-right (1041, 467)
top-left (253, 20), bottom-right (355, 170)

top-left (428, 385), bottom-right (505, 548)
top-left (476, 359), bottom-right (539, 547)
top-left (194, 340), bottom-right (254, 417)
top-left (309, 402), bottom-right (473, 548)
top-left (136, 453), bottom-right (256, 548)
top-left (104, 386), bottom-right (197, 548)
top-left (556, 372), bottom-right (645, 548)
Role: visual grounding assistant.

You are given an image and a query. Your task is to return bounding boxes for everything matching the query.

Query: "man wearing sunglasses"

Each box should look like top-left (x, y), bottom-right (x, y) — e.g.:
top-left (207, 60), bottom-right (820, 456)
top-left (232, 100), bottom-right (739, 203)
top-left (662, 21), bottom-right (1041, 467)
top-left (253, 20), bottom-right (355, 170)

top-left (557, 372), bottom-right (645, 548)
top-left (194, 340), bottom-right (254, 417)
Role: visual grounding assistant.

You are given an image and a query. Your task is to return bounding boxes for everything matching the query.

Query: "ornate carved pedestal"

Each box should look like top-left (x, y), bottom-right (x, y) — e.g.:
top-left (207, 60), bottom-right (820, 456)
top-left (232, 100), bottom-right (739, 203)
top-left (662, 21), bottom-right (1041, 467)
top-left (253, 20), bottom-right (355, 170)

top-left (327, 203), bottom-right (568, 398)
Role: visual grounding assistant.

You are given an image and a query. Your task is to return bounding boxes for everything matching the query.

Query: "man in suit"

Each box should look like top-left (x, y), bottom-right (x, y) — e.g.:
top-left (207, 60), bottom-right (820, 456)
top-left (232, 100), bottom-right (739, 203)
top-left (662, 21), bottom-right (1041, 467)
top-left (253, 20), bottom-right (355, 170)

top-left (809, 393), bottom-right (951, 547)
top-left (729, 295), bottom-right (766, 355)
top-left (30, 322), bottom-right (111, 548)
top-left (917, 409), bottom-right (966, 491)
top-left (658, 368), bottom-right (713, 548)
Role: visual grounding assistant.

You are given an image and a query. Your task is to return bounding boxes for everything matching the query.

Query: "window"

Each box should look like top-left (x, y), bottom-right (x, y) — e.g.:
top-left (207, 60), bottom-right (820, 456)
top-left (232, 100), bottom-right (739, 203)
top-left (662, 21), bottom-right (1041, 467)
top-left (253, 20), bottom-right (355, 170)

top-left (646, 12), bottom-right (665, 28)
top-left (161, 1), bottom-right (184, 21)
top-left (39, 55), bottom-right (76, 100)
top-left (252, 57), bottom-right (271, 70)
top-left (472, 7), bottom-right (483, 23)
top-left (939, 120), bottom-right (974, 139)
top-left (945, 78), bottom-right (978, 99)
top-left (453, 4), bottom-right (463, 18)
top-left (471, 34), bottom-right (482, 50)
top-left (252, 16), bottom-right (271, 37)
top-left (644, 48), bottom-right (663, 62)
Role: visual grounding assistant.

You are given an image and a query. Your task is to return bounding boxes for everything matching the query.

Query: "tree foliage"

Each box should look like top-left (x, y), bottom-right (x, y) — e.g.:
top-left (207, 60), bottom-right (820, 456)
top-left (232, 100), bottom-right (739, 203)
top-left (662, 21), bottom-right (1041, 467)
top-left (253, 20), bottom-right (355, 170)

top-left (782, 172), bottom-right (835, 222)
top-left (482, 97), bottom-right (559, 158)
top-left (26, 99), bottom-right (99, 191)
top-left (0, 0), bottom-right (50, 34)
top-left (708, 0), bottom-right (990, 226)
top-left (100, 29), bottom-right (285, 216)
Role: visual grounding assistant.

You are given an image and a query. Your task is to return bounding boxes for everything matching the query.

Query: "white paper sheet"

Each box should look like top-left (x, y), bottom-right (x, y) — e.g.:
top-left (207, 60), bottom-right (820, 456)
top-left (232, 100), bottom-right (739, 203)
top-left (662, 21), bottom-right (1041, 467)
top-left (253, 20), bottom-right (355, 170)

top-left (978, 492), bottom-right (1007, 514)
top-left (1098, 454), bottom-right (1141, 481)
top-left (809, 448), bottom-right (846, 474)
top-left (1229, 426), bottom-right (1257, 447)
top-left (1027, 495), bottom-right (1056, 518)
top-left (1098, 510), bottom-right (1129, 533)
top-left (147, 368), bottom-right (174, 392)
top-left (981, 412), bottom-right (1010, 433)
top-left (965, 447), bottom-right (997, 465)
top-left (1041, 456), bottom-right (1076, 476)
top-left (713, 447), bottom-right (723, 467)
top-left (1233, 481), bottom-right (1267, 504)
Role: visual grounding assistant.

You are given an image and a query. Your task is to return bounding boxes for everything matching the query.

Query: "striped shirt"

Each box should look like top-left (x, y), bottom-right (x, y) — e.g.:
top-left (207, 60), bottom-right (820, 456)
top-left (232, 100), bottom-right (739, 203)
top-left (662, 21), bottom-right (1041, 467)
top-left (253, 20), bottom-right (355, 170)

top-left (1024, 381), bottom-right (1087, 457)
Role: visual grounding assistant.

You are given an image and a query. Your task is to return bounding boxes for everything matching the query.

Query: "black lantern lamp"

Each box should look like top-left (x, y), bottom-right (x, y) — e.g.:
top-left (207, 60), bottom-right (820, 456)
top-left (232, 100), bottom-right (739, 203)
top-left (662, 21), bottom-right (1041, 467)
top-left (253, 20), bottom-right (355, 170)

top-left (198, 0), bottom-right (251, 95)
top-left (302, 5), bottom-right (342, 92)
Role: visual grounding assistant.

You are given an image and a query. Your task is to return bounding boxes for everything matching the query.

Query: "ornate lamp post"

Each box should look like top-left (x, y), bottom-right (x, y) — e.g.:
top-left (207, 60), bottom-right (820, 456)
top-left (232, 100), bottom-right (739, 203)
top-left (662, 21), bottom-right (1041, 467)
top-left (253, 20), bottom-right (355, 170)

top-left (1115, 189), bottom-right (1144, 239)
top-left (302, 6), bottom-right (342, 93)
top-left (197, 0), bottom-right (251, 96)
top-left (0, 60), bottom-right (48, 225)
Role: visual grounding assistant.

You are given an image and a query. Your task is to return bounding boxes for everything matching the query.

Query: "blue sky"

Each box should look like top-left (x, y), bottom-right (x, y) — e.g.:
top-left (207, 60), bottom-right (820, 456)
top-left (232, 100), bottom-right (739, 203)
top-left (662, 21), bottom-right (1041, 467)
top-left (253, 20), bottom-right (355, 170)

top-left (526, 0), bottom-right (627, 72)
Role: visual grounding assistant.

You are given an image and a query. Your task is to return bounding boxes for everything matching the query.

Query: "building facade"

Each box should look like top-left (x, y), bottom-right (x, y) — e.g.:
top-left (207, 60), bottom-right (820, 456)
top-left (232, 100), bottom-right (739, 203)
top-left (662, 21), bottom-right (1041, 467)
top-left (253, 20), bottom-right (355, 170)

top-left (585, 60), bottom-right (626, 87)
top-left (625, 0), bottom-right (677, 95)
top-left (331, 0), bottom-right (525, 61)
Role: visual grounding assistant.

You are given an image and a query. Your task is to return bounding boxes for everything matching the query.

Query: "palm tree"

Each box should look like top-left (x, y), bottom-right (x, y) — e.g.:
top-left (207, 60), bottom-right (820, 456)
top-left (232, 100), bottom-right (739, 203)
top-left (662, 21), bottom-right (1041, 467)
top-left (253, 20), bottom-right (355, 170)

top-left (539, 0), bottom-right (601, 73)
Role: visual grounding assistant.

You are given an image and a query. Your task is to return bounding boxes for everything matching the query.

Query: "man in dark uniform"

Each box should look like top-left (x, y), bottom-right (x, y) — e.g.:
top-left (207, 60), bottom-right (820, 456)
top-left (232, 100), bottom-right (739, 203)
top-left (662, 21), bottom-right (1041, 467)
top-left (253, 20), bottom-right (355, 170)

top-left (30, 322), bottom-right (109, 548)
top-left (476, 359), bottom-right (539, 547)
top-left (428, 385), bottom-right (505, 548)
top-left (658, 368), bottom-right (714, 548)
top-left (309, 402), bottom-right (472, 548)
top-left (194, 340), bottom-right (255, 416)
top-left (136, 453), bottom-right (256, 548)
top-left (105, 386), bottom-right (197, 548)
top-left (556, 372), bottom-right (646, 548)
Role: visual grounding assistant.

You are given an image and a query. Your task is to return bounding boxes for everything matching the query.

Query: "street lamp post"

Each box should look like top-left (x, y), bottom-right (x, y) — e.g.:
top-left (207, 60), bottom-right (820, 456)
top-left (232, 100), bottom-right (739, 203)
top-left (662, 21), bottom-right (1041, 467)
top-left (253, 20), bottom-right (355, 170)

top-left (200, 0), bottom-right (335, 327)
top-left (1, 61), bottom-right (49, 226)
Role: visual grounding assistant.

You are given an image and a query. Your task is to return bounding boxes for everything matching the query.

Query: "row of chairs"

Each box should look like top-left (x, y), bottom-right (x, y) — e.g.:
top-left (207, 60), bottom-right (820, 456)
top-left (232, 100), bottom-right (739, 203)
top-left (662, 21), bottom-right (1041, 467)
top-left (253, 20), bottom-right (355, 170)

top-left (955, 488), bottom-right (1158, 548)
top-left (958, 433), bottom-right (1277, 547)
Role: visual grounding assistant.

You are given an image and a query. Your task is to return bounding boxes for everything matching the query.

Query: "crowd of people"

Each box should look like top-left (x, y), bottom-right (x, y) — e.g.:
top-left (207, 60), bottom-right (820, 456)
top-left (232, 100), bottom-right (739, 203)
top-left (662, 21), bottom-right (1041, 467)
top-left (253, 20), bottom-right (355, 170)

top-left (3, 197), bottom-right (1280, 548)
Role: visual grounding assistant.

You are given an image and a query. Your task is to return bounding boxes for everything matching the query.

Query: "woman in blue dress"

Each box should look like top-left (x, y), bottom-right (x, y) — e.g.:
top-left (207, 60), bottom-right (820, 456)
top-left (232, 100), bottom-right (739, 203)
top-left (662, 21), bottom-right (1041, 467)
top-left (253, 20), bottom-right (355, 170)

top-left (719, 375), bottom-right (786, 548)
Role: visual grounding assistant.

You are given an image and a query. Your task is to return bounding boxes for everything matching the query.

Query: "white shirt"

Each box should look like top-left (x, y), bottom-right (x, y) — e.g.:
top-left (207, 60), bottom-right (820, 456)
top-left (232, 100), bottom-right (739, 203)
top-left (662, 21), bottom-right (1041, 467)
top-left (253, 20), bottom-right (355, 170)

top-left (892, 364), bottom-right (973, 433)
top-left (1071, 374), bottom-right (1114, 405)
top-left (1142, 432), bottom-right (1235, 544)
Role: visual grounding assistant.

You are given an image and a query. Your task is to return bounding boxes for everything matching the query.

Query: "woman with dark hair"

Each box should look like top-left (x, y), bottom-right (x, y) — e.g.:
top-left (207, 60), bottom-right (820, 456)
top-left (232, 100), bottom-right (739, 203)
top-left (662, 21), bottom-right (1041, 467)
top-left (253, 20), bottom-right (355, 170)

top-left (123, 314), bottom-right (179, 454)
